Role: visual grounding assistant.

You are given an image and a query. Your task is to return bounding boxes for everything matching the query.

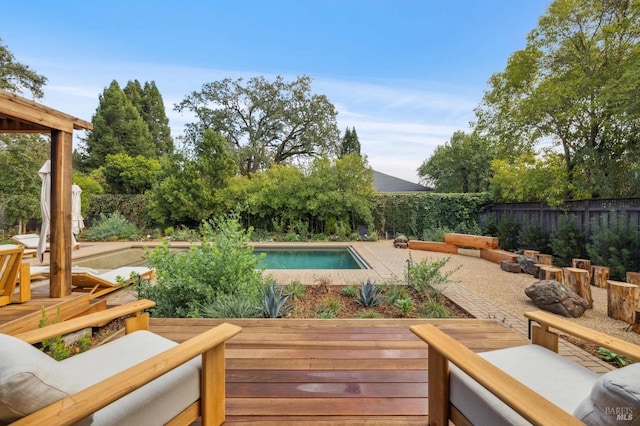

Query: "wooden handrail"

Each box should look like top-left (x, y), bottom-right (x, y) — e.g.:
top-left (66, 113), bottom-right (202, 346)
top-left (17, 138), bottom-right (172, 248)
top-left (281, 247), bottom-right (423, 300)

top-left (525, 310), bottom-right (640, 361)
top-left (410, 324), bottom-right (582, 426)
top-left (13, 322), bottom-right (242, 426)
top-left (14, 299), bottom-right (156, 344)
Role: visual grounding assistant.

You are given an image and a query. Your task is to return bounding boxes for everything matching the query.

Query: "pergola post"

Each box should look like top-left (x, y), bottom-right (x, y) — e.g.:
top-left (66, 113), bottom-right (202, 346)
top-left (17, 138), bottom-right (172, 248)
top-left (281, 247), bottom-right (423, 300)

top-left (49, 130), bottom-right (73, 297)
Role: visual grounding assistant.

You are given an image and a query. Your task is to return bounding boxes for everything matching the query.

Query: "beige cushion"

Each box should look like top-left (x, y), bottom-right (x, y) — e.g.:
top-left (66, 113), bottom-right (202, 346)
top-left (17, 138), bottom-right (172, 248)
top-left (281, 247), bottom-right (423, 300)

top-left (0, 334), bottom-right (81, 424)
top-left (573, 362), bottom-right (640, 425)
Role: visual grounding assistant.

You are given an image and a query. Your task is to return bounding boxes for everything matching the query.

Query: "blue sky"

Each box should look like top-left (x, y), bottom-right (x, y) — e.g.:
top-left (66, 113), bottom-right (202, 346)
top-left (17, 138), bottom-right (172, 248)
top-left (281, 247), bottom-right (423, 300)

top-left (3, 1), bottom-right (551, 183)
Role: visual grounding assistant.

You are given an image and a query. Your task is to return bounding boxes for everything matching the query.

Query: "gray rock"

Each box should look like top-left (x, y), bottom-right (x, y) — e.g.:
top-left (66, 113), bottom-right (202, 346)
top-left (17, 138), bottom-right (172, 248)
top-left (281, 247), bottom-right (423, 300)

top-left (500, 261), bottom-right (521, 273)
top-left (394, 235), bottom-right (408, 244)
top-left (517, 255), bottom-right (538, 275)
top-left (525, 280), bottom-right (590, 318)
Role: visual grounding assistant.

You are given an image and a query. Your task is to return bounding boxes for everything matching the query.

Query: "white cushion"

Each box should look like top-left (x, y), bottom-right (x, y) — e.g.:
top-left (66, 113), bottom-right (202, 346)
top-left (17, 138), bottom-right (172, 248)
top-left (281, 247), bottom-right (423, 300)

top-left (573, 362), bottom-right (640, 425)
top-left (59, 330), bottom-right (201, 425)
top-left (450, 344), bottom-right (598, 426)
top-left (0, 334), bottom-right (82, 424)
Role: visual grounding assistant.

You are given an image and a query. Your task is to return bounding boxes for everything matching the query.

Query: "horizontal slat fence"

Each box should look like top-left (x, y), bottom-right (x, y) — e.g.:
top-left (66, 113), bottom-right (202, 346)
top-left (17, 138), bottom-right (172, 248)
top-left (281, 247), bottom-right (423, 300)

top-left (479, 198), bottom-right (640, 238)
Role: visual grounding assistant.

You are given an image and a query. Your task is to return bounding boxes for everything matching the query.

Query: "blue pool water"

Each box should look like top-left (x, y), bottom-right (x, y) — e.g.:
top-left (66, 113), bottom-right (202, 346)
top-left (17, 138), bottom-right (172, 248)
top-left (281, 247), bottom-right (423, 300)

top-left (254, 248), bottom-right (367, 270)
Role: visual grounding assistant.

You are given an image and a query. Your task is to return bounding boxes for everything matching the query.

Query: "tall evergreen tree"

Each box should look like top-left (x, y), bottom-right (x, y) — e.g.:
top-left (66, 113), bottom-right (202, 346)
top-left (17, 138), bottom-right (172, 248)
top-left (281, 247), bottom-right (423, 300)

top-left (141, 81), bottom-right (173, 156)
top-left (339, 127), bottom-right (361, 158)
top-left (83, 80), bottom-right (155, 169)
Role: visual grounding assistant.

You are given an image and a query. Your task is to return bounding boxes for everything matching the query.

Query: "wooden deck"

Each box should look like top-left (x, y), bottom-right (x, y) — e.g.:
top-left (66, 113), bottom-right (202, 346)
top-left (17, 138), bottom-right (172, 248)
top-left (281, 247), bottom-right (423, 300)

top-left (150, 318), bottom-right (529, 425)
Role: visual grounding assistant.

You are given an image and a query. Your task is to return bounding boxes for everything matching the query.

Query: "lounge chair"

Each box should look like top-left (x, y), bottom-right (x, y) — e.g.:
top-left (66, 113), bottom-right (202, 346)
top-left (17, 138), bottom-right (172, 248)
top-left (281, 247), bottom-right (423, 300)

top-left (43, 266), bottom-right (154, 296)
top-left (10, 234), bottom-right (44, 258)
top-left (0, 244), bottom-right (31, 306)
top-left (1, 299), bottom-right (242, 425)
top-left (411, 310), bottom-right (640, 425)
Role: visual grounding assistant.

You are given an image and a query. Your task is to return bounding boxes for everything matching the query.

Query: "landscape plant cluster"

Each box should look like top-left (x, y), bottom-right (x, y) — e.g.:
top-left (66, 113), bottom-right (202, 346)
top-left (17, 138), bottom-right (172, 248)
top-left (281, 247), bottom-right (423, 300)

top-left (135, 216), bottom-right (457, 320)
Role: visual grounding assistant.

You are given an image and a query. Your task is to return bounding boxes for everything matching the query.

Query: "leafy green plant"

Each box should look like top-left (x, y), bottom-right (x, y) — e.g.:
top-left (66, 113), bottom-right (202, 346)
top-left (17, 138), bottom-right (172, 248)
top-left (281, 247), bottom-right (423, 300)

top-left (83, 211), bottom-right (142, 241)
top-left (262, 280), bottom-right (293, 318)
top-left (418, 300), bottom-right (450, 318)
top-left (383, 283), bottom-right (410, 305)
top-left (497, 218), bottom-right (521, 251)
top-left (518, 221), bottom-right (550, 253)
top-left (316, 298), bottom-right (342, 317)
top-left (394, 298), bottom-right (414, 316)
top-left (138, 215), bottom-right (266, 317)
top-left (38, 307), bottom-right (90, 360)
top-left (340, 285), bottom-right (359, 298)
top-left (406, 254), bottom-right (456, 302)
top-left (354, 309), bottom-right (381, 318)
top-left (284, 232), bottom-right (300, 242)
top-left (200, 294), bottom-right (262, 318)
top-left (285, 281), bottom-right (306, 300)
top-left (596, 347), bottom-right (630, 367)
top-left (165, 225), bottom-right (199, 242)
top-left (550, 214), bottom-right (587, 266)
top-left (357, 279), bottom-right (382, 307)
top-left (587, 212), bottom-right (640, 281)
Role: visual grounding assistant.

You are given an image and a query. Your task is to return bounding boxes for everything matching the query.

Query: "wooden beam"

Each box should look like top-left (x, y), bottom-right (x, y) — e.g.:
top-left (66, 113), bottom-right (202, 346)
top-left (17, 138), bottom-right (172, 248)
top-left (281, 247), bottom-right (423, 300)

top-left (0, 90), bottom-right (92, 133)
top-left (49, 130), bottom-right (73, 298)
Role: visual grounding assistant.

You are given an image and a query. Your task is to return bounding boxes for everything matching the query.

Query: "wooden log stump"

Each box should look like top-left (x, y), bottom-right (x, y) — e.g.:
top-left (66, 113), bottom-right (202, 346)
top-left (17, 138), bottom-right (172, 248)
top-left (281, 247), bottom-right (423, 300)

top-left (626, 272), bottom-right (640, 285)
top-left (523, 250), bottom-right (540, 258)
top-left (539, 266), bottom-right (563, 283)
top-left (535, 254), bottom-right (553, 265)
top-left (408, 240), bottom-right (458, 254)
top-left (607, 280), bottom-right (640, 324)
top-left (590, 265), bottom-right (610, 288)
top-left (563, 267), bottom-right (593, 308)
top-left (572, 258), bottom-right (592, 272)
top-left (533, 264), bottom-right (544, 279)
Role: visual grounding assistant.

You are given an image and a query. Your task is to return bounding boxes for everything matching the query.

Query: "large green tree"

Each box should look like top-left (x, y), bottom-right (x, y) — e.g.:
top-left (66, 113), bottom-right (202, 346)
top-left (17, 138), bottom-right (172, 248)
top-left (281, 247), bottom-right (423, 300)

top-left (0, 37), bottom-right (49, 232)
top-left (0, 37), bottom-right (47, 98)
top-left (176, 75), bottom-right (340, 175)
top-left (83, 80), bottom-right (155, 169)
top-left (476, 0), bottom-right (640, 199)
top-left (103, 153), bottom-right (161, 194)
top-left (418, 131), bottom-right (495, 193)
top-left (147, 130), bottom-right (237, 225)
top-left (124, 80), bottom-right (173, 156)
top-left (339, 127), bottom-right (361, 158)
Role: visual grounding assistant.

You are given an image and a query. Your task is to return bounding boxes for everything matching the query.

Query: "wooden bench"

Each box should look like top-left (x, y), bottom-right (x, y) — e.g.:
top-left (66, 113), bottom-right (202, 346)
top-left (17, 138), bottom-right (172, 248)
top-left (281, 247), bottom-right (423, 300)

top-left (444, 233), bottom-right (499, 249)
top-left (408, 240), bottom-right (458, 254)
top-left (480, 248), bottom-right (518, 264)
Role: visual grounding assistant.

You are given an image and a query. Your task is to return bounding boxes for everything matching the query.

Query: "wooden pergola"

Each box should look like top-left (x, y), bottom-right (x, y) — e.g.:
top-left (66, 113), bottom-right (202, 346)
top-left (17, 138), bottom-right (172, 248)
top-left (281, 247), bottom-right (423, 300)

top-left (0, 90), bottom-right (93, 298)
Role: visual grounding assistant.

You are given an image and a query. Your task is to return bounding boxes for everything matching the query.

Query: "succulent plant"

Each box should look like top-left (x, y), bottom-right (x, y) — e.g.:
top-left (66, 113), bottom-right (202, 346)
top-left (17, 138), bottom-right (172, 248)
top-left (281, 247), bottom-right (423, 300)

top-left (357, 279), bottom-right (382, 307)
top-left (262, 280), bottom-right (293, 318)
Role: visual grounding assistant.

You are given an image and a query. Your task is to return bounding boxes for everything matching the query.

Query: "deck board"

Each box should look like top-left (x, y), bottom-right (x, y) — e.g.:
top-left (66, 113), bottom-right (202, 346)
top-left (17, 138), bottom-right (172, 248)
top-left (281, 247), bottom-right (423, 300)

top-left (149, 318), bottom-right (528, 424)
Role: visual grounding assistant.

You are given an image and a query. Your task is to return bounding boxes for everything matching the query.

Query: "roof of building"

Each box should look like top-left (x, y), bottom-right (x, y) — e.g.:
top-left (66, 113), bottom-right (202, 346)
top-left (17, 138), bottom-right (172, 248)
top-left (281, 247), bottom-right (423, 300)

top-left (372, 170), bottom-right (432, 193)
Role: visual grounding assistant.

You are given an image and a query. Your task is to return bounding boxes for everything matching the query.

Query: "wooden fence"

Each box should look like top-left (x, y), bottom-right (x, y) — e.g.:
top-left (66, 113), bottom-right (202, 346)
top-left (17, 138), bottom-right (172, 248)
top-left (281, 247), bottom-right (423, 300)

top-left (478, 198), bottom-right (640, 238)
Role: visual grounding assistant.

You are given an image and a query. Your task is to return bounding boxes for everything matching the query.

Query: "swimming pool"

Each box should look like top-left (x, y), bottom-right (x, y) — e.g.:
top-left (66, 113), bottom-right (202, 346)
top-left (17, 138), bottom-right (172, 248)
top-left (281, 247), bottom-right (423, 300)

top-left (254, 247), bottom-right (369, 270)
top-left (74, 245), bottom-right (370, 270)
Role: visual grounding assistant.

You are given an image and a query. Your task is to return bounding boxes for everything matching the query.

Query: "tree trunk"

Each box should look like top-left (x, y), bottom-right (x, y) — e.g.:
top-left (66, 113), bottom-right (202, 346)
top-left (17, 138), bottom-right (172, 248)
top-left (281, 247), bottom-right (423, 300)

top-left (626, 272), bottom-right (640, 285)
top-left (535, 254), bottom-right (553, 266)
top-left (607, 280), bottom-right (640, 324)
top-left (572, 258), bottom-right (591, 272)
top-left (539, 266), bottom-right (563, 283)
top-left (590, 266), bottom-right (610, 288)
top-left (563, 267), bottom-right (592, 308)
top-left (524, 250), bottom-right (539, 258)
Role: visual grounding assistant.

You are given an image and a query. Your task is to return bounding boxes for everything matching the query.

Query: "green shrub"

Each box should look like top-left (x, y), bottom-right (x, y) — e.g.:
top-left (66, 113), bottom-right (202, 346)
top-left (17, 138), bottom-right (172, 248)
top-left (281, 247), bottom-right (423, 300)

top-left (406, 254), bottom-right (455, 302)
top-left (419, 300), bottom-right (450, 318)
top-left (199, 294), bottom-right (262, 318)
top-left (316, 298), bottom-right (342, 317)
top-left (165, 225), bottom-right (199, 242)
top-left (587, 212), bottom-right (640, 281)
top-left (284, 232), bottom-right (300, 242)
top-left (83, 212), bottom-right (141, 241)
top-left (340, 285), bottom-right (359, 298)
top-left (138, 215), bottom-right (266, 317)
top-left (518, 221), bottom-right (550, 252)
top-left (285, 281), bottom-right (306, 300)
top-left (497, 218), bottom-right (521, 251)
top-left (421, 226), bottom-right (451, 242)
top-left (394, 298), bottom-right (414, 316)
top-left (383, 284), bottom-right (410, 305)
top-left (550, 214), bottom-right (587, 266)
top-left (354, 309), bottom-right (381, 318)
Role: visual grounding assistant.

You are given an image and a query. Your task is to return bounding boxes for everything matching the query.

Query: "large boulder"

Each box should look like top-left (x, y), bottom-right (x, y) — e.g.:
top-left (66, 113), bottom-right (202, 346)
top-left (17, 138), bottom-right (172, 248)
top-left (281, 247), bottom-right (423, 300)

top-left (525, 280), bottom-right (590, 318)
top-left (517, 255), bottom-right (538, 275)
top-left (394, 235), bottom-right (409, 248)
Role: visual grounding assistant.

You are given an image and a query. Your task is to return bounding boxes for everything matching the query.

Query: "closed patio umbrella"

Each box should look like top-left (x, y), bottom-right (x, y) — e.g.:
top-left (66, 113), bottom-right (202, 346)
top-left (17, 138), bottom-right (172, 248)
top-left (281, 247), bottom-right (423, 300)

top-left (37, 160), bottom-right (51, 262)
top-left (72, 184), bottom-right (84, 246)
